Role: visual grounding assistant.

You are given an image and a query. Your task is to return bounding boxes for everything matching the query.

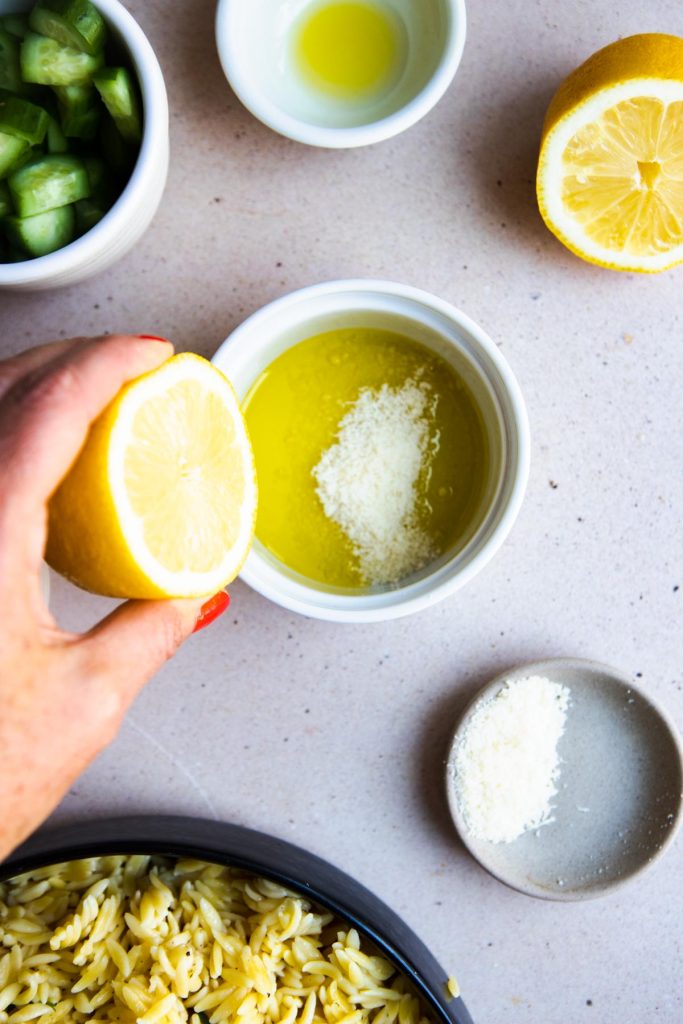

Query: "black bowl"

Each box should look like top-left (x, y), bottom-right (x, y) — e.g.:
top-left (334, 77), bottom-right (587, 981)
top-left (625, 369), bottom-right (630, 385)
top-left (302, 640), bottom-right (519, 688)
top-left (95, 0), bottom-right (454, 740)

top-left (1, 816), bottom-right (473, 1024)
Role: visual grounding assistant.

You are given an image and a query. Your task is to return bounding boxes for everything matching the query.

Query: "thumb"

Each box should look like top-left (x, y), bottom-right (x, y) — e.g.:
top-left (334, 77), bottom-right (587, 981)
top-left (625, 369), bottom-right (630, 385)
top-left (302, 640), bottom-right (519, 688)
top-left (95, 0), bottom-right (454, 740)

top-left (77, 592), bottom-right (229, 705)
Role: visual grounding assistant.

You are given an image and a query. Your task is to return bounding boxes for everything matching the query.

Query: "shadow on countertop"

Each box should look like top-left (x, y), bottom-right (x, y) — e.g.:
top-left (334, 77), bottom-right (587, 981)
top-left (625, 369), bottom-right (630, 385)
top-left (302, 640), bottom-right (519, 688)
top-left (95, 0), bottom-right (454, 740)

top-left (459, 76), bottom-right (562, 256)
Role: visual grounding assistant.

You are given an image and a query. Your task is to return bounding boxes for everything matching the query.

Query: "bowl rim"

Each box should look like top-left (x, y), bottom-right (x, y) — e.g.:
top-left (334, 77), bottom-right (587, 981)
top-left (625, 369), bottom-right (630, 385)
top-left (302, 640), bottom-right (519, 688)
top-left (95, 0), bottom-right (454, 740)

top-left (212, 278), bottom-right (530, 623)
top-left (1, 815), bottom-right (474, 1024)
top-left (0, 0), bottom-right (168, 286)
top-left (214, 0), bottom-right (467, 148)
top-left (444, 657), bottom-right (683, 902)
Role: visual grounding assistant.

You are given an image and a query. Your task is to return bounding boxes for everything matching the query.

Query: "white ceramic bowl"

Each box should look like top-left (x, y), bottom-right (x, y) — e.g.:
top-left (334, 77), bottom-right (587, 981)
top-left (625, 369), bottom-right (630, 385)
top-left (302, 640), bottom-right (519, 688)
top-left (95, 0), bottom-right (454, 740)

top-left (215, 0), bottom-right (466, 148)
top-left (0, 0), bottom-right (169, 290)
top-left (212, 280), bottom-right (530, 622)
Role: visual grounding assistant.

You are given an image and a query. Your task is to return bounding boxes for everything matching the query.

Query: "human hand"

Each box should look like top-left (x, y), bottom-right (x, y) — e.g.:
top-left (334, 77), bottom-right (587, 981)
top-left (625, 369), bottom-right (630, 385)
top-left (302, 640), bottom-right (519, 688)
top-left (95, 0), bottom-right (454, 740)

top-left (0, 335), bottom-right (229, 862)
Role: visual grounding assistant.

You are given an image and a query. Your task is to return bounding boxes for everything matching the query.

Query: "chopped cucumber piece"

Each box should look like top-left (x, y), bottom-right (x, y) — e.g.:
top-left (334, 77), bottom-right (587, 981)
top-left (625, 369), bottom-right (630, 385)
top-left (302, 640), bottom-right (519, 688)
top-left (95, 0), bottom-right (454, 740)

top-left (0, 94), bottom-right (49, 144)
top-left (1, 15), bottom-right (30, 41)
top-left (29, 1), bottom-right (106, 58)
top-left (0, 26), bottom-right (22, 93)
top-left (46, 113), bottom-right (68, 152)
top-left (5, 202), bottom-right (75, 256)
top-left (0, 180), bottom-right (11, 217)
top-left (74, 195), bottom-right (104, 233)
top-left (8, 153), bottom-right (90, 216)
top-left (0, 128), bottom-right (28, 178)
top-left (93, 66), bottom-right (140, 143)
top-left (21, 31), bottom-right (104, 86)
top-left (55, 83), bottom-right (99, 137)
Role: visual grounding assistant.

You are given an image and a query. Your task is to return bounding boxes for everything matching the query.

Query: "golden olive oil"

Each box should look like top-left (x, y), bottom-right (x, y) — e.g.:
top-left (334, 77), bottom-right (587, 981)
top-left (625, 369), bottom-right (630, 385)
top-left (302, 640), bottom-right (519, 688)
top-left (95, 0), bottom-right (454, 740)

top-left (295, 1), bottom-right (401, 98)
top-left (243, 328), bottom-right (490, 589)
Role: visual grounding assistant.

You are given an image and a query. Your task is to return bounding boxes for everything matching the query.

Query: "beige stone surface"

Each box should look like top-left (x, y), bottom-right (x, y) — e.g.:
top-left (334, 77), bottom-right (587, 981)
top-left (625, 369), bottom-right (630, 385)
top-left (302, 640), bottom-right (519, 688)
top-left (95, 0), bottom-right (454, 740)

top-left (2, 1), bottom-right (683, 1021)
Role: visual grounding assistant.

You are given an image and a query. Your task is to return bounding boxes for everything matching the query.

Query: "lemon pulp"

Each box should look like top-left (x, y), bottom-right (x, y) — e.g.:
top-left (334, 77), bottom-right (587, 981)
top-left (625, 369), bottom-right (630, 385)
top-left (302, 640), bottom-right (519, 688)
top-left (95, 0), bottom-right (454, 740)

top-left (124, 381), bottom-right (245, 575)
top-left (46, 354), bottom-right (257, 599)
top-left (243, 328), bottom-right (490, 589)
top-left (561, 97), bottom-right (683, 256)
top-left (295, 1), bottom-right (401, 98)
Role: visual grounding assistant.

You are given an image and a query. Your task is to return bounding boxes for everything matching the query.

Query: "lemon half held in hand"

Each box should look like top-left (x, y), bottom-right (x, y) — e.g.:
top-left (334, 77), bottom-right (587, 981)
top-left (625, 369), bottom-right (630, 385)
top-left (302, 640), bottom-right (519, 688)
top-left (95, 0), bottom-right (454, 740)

top-left (537, 33), bottom-right (683, 272)
top-left (47, 353), bottom-right (257, 599)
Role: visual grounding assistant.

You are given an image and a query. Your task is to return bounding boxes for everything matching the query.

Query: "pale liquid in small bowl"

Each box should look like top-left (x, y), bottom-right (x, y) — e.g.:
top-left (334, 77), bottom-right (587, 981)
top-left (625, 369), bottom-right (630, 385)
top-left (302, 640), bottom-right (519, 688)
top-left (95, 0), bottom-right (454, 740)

top-left (293, 1), bottom-right (406, 101)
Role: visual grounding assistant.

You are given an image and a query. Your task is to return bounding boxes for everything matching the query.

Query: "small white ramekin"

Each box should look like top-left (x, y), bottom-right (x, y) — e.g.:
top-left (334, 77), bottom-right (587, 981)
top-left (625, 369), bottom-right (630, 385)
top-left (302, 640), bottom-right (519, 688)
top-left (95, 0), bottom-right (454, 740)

top-left (0, 0), bottom-right (169, 291)
top-left (215, 0), bottom-right (466, 148)
top-left (212, 280), bottom-right (530, 623)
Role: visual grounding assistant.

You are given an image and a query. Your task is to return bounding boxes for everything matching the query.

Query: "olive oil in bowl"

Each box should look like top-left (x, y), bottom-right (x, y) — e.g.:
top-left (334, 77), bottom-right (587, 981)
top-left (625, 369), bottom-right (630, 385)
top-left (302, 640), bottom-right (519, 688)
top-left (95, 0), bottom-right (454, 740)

top-left (243, 327), bottom-right (490, 590)
top-left (294, 1), bottom-right (406, 100)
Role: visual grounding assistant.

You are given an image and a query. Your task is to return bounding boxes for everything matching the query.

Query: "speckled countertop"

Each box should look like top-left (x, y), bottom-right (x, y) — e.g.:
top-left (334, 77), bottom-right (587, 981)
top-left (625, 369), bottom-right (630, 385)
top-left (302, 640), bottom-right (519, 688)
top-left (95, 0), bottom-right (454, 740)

top-left (2, 1), bottom-right (683, 1021)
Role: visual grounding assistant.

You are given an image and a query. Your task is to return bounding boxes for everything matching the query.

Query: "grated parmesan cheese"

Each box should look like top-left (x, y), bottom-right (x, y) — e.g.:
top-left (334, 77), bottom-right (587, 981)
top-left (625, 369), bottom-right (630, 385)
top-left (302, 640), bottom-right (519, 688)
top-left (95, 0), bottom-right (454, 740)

top-left (312, 381), bottom-right (436, 585)
top-left (452, 675), bottom-right (571, 844)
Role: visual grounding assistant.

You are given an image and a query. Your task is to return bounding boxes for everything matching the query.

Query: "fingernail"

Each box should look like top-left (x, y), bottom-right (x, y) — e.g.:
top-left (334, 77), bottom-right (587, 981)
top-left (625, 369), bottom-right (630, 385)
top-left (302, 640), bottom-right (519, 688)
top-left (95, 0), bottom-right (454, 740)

top-left (137, 334), bottom-right (169, 343)
top-left (193, 591), bottom-right (230, 633)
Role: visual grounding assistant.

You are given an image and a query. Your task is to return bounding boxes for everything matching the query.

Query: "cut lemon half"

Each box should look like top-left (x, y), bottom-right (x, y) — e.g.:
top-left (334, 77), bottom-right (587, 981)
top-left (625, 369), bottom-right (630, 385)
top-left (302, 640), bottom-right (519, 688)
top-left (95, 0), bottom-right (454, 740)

top-left (47, 353), bottom-right (257, 599)
top-left (537, 34), bottom-right (683, 272)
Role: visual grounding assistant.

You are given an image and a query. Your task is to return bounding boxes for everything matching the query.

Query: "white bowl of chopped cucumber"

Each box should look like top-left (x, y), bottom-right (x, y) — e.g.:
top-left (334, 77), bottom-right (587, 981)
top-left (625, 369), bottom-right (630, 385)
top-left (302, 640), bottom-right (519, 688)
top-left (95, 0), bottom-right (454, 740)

top-left (0, 0), bottom-right (168, 289)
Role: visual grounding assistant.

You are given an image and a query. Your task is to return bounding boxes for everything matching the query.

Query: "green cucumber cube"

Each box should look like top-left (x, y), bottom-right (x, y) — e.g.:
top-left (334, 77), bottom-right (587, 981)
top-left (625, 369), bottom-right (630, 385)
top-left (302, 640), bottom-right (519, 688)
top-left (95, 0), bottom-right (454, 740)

top-left (29, 1), bottom-right (106, 57)
top-left (21, 31), bottom-right (104, 87)
top-left (5, 202), bottom-right (75, 256)
top-left (93, 66), bottom-right (141, 143)
top-left (8, 153), bottom-right (90, 216)
top-left (55, 83), bottom-right (100, 137)
top-left (0, 95), bottom-right (49, 145)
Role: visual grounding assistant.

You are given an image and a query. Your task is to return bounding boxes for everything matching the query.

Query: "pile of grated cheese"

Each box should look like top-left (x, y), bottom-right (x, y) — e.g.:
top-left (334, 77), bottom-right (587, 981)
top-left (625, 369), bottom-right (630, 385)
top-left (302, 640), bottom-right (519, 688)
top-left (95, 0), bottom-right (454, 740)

top-left (312, 380), bottom-right (436, 585)
top-left (452, 675), bottom-right (571, 844)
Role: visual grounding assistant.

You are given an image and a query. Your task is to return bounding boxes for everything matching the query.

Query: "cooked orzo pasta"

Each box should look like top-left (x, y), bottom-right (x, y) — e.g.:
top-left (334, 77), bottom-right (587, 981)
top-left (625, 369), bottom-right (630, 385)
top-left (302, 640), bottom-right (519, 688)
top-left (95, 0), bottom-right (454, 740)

top-left (0, 857), bottom-right (435, 1024)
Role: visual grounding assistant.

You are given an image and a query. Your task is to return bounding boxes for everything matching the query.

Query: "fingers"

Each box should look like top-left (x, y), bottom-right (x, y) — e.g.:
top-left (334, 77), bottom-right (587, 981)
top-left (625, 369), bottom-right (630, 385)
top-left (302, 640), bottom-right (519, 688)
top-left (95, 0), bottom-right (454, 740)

top-left (0, 335), bottom-right (173, 517)
top-left (0, 338), bottom-right (88, 401)
top-left (75, 596), bottom-right (208, 711)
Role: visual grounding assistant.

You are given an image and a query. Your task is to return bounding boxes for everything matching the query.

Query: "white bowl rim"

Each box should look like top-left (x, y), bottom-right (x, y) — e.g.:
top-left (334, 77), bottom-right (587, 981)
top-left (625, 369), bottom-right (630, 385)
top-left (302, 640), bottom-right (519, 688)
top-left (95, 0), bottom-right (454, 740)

top-left (215, 0), bottom-right (467, 148)
top-left (0, 0), bottom-right (168, 286)
top-left (212, 278), bottom-right (530, 622)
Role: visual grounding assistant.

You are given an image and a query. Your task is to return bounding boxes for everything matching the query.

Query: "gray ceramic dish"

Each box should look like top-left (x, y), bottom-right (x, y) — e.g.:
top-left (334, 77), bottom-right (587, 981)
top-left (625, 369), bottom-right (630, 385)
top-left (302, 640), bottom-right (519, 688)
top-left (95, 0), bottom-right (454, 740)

top-left (445, 658), bottom-right (683, 901)
top-left (1, 816), bottom-right (473, 1024)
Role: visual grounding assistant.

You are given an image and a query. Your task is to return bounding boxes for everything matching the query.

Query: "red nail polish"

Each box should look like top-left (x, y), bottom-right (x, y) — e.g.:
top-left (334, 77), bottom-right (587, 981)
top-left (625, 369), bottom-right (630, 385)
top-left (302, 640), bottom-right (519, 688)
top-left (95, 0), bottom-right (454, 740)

top-left (137, 334), bottom-right (169, 342)
top-left (193, 592), bottom-right (230, 633)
